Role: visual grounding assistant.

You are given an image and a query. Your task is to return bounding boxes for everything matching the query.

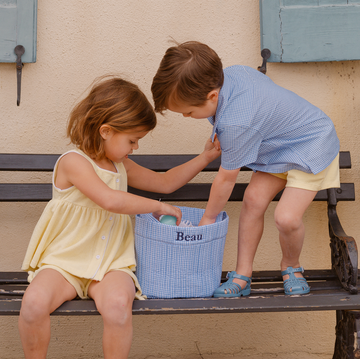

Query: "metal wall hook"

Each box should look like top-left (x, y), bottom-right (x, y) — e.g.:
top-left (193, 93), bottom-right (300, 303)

top-left (257, 48), bottom-right (271, 75)
top-left (14, 45), bottom-right (25, 106)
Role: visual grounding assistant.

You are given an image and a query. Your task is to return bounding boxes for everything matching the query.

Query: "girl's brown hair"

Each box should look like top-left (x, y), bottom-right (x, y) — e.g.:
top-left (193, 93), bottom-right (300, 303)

top-left (67, 76), bottom-right (156, 160)
top-left (151, 41), bottom-right (224, 114)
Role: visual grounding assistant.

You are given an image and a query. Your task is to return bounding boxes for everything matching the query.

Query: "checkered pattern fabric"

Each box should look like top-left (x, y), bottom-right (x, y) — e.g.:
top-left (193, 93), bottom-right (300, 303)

top-left (209, 65), bottom-right (340, 174)
top-left (135, 206), bottom-right (228, 298)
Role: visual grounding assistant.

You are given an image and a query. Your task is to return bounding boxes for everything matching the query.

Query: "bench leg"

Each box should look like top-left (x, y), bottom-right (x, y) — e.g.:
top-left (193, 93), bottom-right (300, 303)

top-left (333, 310), bottom-right (360, 359)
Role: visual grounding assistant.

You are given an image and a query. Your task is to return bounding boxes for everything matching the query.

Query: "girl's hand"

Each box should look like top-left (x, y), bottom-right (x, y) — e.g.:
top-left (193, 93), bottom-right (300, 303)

top-left (203, 135), bottom-right (221, 163)
top-left (152, 203), bottom-right (182, 225)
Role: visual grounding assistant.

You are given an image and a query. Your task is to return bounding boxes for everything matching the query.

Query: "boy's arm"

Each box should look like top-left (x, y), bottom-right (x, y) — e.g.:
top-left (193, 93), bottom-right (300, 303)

top-left (125, 137), bottom-right (221, 194)
top-left (198, 166), bottom-right (240, 226)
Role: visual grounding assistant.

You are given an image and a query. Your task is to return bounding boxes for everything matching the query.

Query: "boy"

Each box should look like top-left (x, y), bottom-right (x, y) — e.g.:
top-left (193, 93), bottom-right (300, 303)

top-left (151, 41), bottom-right (340, 297)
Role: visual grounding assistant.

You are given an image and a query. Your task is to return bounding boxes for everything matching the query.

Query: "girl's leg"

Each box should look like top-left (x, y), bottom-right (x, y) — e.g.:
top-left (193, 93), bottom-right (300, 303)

top-left (19, 268), bottom-right (77, 359)
top-left (88, 270), bottom-right (136, 359)
top-left (274, 187), bottom-right (317, 279)
top-left (234, 171), bottom-right (286, 288)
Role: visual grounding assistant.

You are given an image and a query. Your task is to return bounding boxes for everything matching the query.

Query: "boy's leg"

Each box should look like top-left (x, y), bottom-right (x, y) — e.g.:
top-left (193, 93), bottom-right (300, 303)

top-left (274, 187), bottom-right (317, 280)
top-left (19, 268), bottom-right (77, 359)
top-left (233, 171), bottom-right (286, 289)
top-left (88, 270), bottom-right (136, 359)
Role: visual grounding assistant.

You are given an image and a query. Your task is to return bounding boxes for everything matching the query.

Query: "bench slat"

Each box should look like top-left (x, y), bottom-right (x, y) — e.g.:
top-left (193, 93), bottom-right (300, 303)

top-left (0, 270), bottom-right (345, 300)
top-left (0, 269), bottom-right (342, 285)
top-left (0, 278), bottom-right (345, 296)
top-left (1, 287), bottom-right (359, 316)
top-left (0, 182), bottom-right (354, 202)
top-left (0, 270), bottom-right (351, 300)
top-left (0, 154), bottom-right (60, 172)
top-left (0, 151), bottom-right (351, 171)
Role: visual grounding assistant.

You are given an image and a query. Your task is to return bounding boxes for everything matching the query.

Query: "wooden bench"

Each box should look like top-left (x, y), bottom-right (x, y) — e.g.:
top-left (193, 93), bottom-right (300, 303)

top-left (0, 151), bottom-right (358, 357)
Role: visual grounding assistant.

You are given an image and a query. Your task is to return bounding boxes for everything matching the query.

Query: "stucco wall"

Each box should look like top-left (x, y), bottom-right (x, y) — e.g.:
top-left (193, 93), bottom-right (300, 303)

top-left (1, 1), bottom-right (359, 358)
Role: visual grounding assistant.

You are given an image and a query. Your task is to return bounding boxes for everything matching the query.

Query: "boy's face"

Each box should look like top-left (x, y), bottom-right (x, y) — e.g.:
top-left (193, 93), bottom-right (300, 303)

top-left (167, 90), bottom-right (219, 119)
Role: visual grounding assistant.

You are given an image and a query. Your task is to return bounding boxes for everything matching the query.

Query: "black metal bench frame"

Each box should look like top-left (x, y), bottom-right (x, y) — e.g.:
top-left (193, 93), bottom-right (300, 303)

top-left (0, 151), bottom-right (358, 358)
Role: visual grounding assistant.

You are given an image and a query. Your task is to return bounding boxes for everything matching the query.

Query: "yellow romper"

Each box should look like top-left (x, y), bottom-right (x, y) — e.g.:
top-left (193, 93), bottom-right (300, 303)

top-left (21, 149), bottom-right (143, 299)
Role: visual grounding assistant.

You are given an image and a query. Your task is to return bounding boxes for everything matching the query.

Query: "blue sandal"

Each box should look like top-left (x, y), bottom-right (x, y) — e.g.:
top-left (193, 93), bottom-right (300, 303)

top-left (281, 266), bottom-right (310, 295)
top-left (213, 271), bottom-right (251, 298)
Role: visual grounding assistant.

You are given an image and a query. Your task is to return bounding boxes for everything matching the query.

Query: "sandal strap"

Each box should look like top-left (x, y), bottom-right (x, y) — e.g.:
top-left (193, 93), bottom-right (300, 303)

top-left (284, 277), bottom-right (308, 286)
top-left (221, 281), bottom-right (243, 293)
top-left (283, 277), bottom-right (310, 292)
top-left (227, 271), bottom-right (252, 284)
top-left (281, 266), bottom-right (304, 276)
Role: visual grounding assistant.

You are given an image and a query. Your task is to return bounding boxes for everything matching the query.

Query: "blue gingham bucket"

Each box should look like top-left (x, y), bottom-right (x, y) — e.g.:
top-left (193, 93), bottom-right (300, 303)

top-left (135, 206), bottom-right (228, 298)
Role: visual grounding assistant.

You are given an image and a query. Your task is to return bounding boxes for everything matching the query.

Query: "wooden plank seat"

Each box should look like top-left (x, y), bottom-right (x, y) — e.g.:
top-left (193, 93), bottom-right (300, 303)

top-left (1, 270), bottom-right (360, 315)
top-left (0, 151), bottom-right (358, 358)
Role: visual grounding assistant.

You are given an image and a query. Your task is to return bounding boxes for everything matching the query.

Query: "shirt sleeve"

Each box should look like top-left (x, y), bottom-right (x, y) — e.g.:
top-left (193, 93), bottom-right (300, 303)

top-left (217, 125), bottom-right (262, 170)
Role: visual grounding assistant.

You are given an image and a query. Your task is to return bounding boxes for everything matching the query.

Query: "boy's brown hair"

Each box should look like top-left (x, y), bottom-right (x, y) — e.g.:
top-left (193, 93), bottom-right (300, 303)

top-left (151, 41), bottom-right (224, 114)
top-left (67, 76), bottom-right (156, 160)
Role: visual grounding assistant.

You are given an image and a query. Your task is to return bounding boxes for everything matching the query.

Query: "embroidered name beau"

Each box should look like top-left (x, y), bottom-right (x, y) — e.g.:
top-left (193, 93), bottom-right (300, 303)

top-left (209, 66), bottom-right (340, 174)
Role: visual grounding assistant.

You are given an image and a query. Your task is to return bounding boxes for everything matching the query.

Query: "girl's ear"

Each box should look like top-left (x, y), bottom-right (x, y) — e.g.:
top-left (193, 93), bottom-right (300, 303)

top-left (99, 124), bottom-right (113, 140)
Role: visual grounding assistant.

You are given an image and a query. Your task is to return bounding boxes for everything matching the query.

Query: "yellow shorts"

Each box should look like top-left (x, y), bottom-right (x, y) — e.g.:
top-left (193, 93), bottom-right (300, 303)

top-left (28, 264), bottom-right (144, 300)
top-left (269, 153), bottom-right (340, 191)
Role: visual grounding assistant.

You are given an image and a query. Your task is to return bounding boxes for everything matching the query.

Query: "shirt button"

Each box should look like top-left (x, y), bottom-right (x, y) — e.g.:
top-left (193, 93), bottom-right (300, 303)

top-left (101, 236), bottom-right (105, 240)
top-left (109, 217), bottom-right (113, 221)
top-left (96, 255), bottom-right (100, 259)
top-left (116, 179), bottom-right (119, 183)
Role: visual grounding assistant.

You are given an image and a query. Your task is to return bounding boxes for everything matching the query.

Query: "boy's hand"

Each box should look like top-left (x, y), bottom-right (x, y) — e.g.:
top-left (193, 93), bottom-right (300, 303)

top-left (203, 135), bottom-right (221, 163)
top-left (198, 215), bottom-right (216, 226)
top-left (199, 166), bottom-right (240, 226)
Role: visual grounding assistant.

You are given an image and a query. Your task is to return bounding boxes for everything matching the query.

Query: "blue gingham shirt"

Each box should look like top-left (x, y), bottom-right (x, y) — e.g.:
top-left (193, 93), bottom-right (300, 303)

top-left (209, 66), bottom-right (340, 174)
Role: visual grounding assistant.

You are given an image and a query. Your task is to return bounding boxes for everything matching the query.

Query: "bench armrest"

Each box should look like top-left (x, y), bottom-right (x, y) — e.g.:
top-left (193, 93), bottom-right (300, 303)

top-left (327, 188), bottom-right (358, 293)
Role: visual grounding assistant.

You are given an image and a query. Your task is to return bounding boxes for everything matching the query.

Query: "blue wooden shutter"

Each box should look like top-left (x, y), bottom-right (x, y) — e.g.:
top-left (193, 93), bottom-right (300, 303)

top-left (260, 0), bottom-right (360, 62)
top-left (0, 0), bottom-right (37, 63)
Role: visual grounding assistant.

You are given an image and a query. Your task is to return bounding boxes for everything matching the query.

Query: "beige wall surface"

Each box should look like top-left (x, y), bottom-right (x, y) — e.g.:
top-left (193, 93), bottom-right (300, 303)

top-left (1, 1), bottom-right (359, 358)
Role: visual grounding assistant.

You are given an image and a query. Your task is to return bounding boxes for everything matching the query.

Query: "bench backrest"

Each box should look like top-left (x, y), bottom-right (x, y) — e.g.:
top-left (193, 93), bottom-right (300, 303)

top-left (0, 152), bottom-right (354, 202)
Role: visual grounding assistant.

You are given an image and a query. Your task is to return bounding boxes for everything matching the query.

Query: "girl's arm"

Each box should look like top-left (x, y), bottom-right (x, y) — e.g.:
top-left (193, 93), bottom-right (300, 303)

top-left (56, 153), bottom-right (182, 223)
top-left (198, 166), bottom-right (240, 226)
top-left (124, 136), bottom-right (221, 193)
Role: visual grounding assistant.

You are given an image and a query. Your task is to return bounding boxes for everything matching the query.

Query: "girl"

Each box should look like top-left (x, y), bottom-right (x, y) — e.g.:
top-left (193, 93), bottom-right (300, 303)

top-left (18, 76), bottom-right (221, 359)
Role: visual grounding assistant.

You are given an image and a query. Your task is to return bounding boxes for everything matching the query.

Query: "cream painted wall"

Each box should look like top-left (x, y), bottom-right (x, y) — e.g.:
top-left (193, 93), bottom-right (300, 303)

top-left (0, 1), bottom-right (359, 358)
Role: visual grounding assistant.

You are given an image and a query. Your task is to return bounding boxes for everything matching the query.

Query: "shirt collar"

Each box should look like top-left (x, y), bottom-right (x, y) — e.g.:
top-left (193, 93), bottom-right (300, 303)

top-left (208, 72), bottom-right (227, 142)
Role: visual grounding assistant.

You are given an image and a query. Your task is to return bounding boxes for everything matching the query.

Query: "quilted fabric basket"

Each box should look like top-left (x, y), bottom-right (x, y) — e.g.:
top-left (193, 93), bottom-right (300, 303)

top-left (134, 206), bottom-right (229, 298)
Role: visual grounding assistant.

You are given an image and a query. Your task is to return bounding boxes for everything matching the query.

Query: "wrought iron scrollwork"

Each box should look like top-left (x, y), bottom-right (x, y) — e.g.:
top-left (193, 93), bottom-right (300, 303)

top-left (328, 188), bottom-right (358, 294)
top-left (330, 235), bottom-right (358, 294)
top-left (333, 310), bottom-right (360, 359)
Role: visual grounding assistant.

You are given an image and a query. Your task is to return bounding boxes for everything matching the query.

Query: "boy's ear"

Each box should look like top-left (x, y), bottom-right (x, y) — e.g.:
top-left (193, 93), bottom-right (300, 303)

top-left (99, 124), bottom-right (113, 140)
top-left (207, 89), bottom-right (219, 103)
